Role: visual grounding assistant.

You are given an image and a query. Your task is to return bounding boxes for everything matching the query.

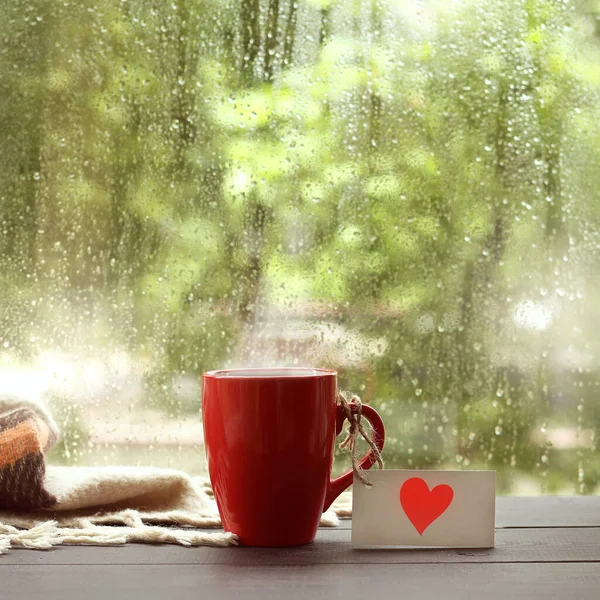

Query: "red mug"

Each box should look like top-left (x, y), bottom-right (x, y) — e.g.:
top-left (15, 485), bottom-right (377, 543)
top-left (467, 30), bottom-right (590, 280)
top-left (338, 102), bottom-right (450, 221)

top-left (202, 367), bottom-right (385, 546)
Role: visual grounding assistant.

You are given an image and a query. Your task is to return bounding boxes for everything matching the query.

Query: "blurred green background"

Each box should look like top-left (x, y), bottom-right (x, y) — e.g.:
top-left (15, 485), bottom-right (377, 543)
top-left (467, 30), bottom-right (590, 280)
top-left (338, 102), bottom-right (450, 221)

top-left (2, 0), bottom-right (600, 494)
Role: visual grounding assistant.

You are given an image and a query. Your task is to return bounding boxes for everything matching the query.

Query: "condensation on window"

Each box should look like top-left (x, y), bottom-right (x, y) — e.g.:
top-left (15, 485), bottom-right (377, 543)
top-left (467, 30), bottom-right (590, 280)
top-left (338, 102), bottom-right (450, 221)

top-left (1, 0), bottom-right (600, 493)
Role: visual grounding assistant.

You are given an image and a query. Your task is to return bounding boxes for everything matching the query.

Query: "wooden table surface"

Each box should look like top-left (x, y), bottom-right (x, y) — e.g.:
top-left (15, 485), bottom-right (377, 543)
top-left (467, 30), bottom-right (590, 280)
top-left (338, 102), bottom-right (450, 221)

top-left (2, 497), bottom-right (599, 599)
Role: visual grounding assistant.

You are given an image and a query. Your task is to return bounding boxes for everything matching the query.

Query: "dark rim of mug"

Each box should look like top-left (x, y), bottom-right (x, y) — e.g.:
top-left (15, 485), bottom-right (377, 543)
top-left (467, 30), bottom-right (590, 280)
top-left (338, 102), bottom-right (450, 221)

top-left (202, 367), bottom-right (337, 379)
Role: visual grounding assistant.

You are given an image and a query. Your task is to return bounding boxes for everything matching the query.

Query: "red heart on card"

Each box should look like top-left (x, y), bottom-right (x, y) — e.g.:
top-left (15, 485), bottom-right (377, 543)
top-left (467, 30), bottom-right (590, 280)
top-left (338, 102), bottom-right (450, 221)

top-left (400, 477), bottom-right (454, 535)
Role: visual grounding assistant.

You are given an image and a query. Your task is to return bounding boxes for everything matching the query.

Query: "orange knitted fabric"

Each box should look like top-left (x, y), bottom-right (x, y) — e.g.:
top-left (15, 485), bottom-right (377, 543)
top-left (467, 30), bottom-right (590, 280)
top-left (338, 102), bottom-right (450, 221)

top-left (0, 409), bottom-right (57, 509)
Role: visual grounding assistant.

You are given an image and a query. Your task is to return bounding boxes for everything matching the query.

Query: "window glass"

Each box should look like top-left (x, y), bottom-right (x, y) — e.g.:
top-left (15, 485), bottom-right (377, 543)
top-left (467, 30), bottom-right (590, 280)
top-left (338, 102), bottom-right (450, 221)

top-left (2, 0), bottom-right (600, 493)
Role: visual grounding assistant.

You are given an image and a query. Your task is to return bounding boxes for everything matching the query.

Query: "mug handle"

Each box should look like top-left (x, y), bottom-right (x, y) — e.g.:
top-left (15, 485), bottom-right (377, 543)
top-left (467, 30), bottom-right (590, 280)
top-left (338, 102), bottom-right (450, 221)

top-left (322, 399), bottom-right (385, 512)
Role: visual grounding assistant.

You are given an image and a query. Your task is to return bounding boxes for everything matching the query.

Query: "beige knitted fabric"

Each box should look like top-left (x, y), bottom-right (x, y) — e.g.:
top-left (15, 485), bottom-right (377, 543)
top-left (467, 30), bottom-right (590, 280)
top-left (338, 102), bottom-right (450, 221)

top-left (0, 395), bottom-right (349, 554)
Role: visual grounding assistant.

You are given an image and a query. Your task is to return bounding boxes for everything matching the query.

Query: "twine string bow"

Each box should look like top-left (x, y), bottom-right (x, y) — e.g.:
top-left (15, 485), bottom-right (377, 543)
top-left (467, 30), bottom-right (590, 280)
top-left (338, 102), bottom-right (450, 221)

top-left (338, 392), bottom-right (384, 487)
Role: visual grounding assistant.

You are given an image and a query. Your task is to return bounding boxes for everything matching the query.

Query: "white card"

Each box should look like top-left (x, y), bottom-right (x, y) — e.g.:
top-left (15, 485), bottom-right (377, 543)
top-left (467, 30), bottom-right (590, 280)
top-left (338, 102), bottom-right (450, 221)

top-left (352, 470), bottom-right (495, 548)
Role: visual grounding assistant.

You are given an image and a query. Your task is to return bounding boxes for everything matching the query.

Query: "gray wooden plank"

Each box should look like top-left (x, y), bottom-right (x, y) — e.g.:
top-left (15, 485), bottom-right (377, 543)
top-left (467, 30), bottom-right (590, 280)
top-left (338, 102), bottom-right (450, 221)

top-left (0, 563), bottom-right (598, 600)
top-left (3, 526), bottom-right (600, 565)
top-left (496, 496), bottom-right (600, 528)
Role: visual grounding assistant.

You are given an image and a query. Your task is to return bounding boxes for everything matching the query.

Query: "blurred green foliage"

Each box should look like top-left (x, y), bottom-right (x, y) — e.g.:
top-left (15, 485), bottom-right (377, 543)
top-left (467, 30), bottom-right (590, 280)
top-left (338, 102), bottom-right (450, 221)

top-left (2, 0), bottom-right (600, 492)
